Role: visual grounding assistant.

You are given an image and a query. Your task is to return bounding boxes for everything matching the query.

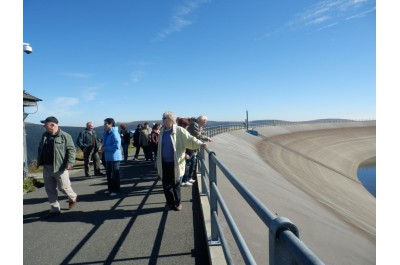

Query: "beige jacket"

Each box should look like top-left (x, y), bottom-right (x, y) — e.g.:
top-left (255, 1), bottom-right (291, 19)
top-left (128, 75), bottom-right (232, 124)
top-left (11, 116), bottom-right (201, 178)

top-left (156, 125), bottom-right (203, 180)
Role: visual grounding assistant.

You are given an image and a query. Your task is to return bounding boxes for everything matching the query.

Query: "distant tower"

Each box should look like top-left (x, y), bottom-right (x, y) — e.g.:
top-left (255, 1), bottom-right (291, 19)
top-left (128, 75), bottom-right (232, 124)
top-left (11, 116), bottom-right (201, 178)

top-left (246, 110), bottom-right (249, 131)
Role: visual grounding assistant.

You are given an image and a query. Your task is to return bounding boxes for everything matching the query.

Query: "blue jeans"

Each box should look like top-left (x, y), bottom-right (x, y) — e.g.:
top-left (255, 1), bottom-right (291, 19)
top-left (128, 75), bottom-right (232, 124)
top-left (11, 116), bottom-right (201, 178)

top-left (189, 152), bottom-right (197, 178)
top-left (182, 152), bottom-right (196, 183)
top-left (182, 159), bottom-right (191, 183)
top-left (106, 161), bottom-right (120, 193)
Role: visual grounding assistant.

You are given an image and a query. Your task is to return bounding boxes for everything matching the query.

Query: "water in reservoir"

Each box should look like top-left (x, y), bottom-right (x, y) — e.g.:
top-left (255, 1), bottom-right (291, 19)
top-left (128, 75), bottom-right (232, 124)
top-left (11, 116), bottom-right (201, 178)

top-left (357, 159), bottom-right (376, 197)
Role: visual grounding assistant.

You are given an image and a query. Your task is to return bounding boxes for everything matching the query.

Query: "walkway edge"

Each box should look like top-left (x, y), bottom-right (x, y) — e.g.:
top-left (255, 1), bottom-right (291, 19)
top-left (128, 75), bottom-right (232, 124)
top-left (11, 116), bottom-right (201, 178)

top-left (197, 173), bottom-right (227, 265)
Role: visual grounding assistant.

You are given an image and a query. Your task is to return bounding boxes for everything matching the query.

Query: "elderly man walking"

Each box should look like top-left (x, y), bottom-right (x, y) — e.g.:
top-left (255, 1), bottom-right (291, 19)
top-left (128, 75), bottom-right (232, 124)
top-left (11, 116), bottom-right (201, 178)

top-left (37, 116), bottom-right (78, 219)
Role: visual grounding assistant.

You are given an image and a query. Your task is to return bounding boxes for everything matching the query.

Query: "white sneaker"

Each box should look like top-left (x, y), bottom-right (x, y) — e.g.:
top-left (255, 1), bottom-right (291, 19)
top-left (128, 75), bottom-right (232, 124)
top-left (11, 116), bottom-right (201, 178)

top-left (182, 182), bottom-right (192, 186)
top-left (104, 190), bottom-right (110, 194)
top-left (188, 179), bottom-right (196, 183)
top-left (181, 182), bottom-right (188, 186)
top-left (110, 192), bottom-right (118, 196)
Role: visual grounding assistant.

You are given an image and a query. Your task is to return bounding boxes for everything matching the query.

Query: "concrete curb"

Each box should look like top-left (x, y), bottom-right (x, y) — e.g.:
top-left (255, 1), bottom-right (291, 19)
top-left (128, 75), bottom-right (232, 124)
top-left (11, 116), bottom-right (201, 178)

top-left (197, 172), bottom-right (227, 265)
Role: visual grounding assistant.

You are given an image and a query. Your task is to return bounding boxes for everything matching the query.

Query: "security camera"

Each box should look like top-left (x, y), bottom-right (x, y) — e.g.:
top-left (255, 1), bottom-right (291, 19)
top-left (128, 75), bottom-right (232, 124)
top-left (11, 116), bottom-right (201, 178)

top-left (23, 43), bottom-right (33, 54)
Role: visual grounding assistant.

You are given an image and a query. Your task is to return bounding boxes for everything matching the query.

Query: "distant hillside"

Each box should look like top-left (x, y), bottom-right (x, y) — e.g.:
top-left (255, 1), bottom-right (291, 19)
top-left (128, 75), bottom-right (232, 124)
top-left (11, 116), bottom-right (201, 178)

top-left (25, 123), bottom-right (103, 164)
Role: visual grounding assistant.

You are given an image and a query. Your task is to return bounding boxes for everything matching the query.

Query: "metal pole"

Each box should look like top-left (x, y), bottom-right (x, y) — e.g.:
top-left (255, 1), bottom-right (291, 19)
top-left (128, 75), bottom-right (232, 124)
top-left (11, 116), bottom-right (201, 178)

top-left (246, 110), bottom-right (249, 131)
top-left (23, 116), bottom-right (28, 178)
top-left (209, 151), bottom-right (219, 243)
top-left (199, 147), bottom-right (207, 195)
top-left (23, 43), bottom-right (33, 179)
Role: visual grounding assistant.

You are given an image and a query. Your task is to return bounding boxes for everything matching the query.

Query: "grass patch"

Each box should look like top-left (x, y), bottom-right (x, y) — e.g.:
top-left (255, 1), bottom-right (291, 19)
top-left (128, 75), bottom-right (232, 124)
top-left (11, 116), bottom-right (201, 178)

top-left (28, 160), bottom-right (42, 174)
top-left (23, 177), bottom-right (44, 193)
top-left (24, 148), bottom-right (86, 192)
top-left (75, 148), bottom-right (84, 161)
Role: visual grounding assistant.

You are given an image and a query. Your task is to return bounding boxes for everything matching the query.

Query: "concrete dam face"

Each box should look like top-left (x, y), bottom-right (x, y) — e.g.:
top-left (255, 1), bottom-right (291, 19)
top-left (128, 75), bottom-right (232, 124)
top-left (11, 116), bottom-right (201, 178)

top-left (207, 121), bottom-right (376, 265)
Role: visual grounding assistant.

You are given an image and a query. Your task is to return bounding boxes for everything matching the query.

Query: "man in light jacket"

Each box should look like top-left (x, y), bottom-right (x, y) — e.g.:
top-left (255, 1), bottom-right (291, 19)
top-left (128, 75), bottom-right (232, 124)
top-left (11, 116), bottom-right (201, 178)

top-left (156, 111), bottom-right (206, 211)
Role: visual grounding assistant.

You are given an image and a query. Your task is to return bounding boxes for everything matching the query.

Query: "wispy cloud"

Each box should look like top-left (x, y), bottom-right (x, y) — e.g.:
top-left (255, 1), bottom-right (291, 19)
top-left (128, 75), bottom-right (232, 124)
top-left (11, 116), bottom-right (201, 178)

top-left (125, 60), bottom-right (153, 67)
top-left (38, 97), bottom-right (80, 118)
top-left (52, 97), bottom-right (79, 110)
top-left (291, 0), bottom-right (375, 30)
top-left (123, 71), bottom-right (145, 86)
top-left (345, 7), bottom-right (376, 21)
top-left (262, 0), bottom-right (375, 38)
top-left (130, 71), bottom-right (145, 83)
top-left (155, 0), bottom-right (210, 40)
top-left (81, 85), bottom-right (104, 101)
top-left (60, 72), bottom-right (94, 78)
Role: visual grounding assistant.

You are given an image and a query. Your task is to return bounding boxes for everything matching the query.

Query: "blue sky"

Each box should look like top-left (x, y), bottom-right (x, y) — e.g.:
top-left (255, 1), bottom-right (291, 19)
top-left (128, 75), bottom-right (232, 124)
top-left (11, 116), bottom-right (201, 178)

top-left (3, 1), bottom-right (399, 263)
top-left (21, 0), bottom-right (376, 127)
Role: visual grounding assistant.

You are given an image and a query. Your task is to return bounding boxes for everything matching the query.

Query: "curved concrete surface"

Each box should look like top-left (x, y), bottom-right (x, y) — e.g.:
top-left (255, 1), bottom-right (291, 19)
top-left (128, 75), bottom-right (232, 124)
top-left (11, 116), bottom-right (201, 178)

top-left (207, 121), bottom-right (375, 265)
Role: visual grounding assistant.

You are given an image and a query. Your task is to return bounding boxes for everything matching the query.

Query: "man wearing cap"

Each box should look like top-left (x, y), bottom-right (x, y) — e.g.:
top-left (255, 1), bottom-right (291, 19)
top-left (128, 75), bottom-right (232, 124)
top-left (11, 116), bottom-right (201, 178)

top-left (37, 116), bottom-right (78, 219)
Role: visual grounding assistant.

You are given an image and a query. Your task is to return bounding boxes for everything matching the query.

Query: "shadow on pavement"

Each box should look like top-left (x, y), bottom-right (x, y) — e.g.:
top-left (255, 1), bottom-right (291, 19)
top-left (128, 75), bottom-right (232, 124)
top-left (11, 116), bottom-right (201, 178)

top-left (24, 157), bottom-right (210, 265)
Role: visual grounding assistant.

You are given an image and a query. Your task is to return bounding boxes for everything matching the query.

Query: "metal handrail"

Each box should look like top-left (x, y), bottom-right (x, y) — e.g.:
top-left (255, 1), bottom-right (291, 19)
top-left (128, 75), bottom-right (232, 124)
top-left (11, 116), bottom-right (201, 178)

top-left (197, 146), bottom-right (325, 265)
top-left (197, 119), bottom-right (374, 264)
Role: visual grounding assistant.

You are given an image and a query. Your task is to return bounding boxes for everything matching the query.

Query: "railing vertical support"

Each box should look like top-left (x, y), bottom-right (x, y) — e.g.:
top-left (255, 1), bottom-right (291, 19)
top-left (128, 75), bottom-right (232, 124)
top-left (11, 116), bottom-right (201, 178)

top-left (269, 217), bottom-right (299, 265)
top-left (199, 147), bottom-right (207, 195)
top-left (209, 151), bottom-right (219, 244)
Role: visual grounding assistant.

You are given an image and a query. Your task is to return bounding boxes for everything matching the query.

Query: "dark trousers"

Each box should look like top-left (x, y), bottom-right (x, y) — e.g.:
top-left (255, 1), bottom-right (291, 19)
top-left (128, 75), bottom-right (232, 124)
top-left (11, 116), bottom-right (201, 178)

top-left (121, 143), bottom-right (129, 161)
top-left (134, 146), bottom-right (141, 158)
top-left (106, 161), bottom-right (120, 193)
top-left (101, 152), bottom-right (106, 168)
top-left (84, 146), bottom-right (101, 175)
top-left (162, 161), bottom-right (181, 206)
top-left (143, 145), bottom-right (152, 160)
top-left (153, 147), bottom-right (158, 161)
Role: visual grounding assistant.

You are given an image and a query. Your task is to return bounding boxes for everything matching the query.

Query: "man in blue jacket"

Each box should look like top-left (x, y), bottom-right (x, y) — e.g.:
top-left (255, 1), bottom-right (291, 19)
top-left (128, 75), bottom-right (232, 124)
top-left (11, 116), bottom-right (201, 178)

top-left (103, 118), bottom-right (122, 196)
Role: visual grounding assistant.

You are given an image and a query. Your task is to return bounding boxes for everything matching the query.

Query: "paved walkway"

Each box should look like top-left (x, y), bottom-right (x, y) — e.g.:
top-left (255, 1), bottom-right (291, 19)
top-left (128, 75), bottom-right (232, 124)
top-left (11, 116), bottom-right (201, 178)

top-left (23, 155), bottom-right (210, 265)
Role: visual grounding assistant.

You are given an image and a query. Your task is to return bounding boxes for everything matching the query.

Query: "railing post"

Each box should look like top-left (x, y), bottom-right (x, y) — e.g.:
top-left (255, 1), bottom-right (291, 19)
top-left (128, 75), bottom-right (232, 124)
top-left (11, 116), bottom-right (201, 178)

top-left (209, 151), bottom-right (220, 244)
top-left (199, 147), bottom-right (207, 195)
top-left (269, 216), bottom-right (299, 265)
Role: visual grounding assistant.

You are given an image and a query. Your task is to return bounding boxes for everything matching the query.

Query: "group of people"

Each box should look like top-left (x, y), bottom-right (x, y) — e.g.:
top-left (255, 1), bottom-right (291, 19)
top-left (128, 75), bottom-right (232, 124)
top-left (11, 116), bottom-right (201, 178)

top-left (122, 122), bottom-right (161, 162)
top-left (177, 115), bottom-right (212, 186)
top-left (36, 112), bottom-right (212, 218)
top-left (75, 119), bottom-right (120, 197)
